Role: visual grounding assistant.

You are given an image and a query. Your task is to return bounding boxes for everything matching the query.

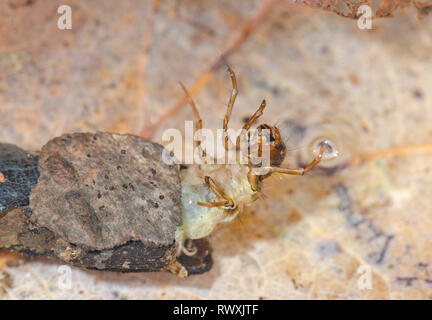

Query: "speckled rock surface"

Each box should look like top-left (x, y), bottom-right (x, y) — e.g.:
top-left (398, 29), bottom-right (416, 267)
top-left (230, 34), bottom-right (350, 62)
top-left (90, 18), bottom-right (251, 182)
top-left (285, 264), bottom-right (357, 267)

top-left (0, 0), bottom-right (431, 299)
top-left (30, 132), bottom-right (181, 250)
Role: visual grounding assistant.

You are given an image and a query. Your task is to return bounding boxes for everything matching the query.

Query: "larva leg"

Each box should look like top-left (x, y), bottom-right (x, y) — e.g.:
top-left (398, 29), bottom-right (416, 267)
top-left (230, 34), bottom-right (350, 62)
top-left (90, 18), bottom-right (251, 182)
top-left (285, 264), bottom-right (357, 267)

top-left (222, 67), bottom-right (238, 151)
top-left (258, 147), bottom-right (324, 176)
top-left (247, 169), bottom-right (260, 192)
top-left (197, 176), bottom-right (235, 208)
top-left (179, 82), bottom-right (206, 158)
top-left (236, 99), bottom-right (266, 150)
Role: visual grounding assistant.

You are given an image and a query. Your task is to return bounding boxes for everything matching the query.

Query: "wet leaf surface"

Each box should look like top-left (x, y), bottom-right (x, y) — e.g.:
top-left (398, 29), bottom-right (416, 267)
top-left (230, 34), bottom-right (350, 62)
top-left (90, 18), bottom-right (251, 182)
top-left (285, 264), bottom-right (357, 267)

top-left (0, 0), bottom-right (431, 299)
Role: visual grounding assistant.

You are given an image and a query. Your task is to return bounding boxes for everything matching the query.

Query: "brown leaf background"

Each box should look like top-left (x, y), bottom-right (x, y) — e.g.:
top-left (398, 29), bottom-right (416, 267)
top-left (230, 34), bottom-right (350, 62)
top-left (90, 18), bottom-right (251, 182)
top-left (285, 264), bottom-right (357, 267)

top-left (0, 0), bottom-right (432, 299)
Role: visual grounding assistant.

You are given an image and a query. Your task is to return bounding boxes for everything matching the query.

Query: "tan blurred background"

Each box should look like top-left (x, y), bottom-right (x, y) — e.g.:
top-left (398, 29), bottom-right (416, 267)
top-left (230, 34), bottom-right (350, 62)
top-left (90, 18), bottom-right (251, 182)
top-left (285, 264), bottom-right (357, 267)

top-left (0, 0), bottom-right (432, 299)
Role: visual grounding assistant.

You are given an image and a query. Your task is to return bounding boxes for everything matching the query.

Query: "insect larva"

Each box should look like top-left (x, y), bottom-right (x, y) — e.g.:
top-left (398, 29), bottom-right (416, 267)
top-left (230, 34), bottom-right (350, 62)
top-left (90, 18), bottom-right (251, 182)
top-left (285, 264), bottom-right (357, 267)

top-left (0, 69), bottom-right (337, 277)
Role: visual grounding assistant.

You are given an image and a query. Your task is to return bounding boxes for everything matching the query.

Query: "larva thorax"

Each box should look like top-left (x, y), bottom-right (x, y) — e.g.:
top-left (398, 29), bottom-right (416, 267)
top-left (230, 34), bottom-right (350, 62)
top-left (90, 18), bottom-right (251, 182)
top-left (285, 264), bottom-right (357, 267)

top-left (175, 162), bottom-right (256, 242)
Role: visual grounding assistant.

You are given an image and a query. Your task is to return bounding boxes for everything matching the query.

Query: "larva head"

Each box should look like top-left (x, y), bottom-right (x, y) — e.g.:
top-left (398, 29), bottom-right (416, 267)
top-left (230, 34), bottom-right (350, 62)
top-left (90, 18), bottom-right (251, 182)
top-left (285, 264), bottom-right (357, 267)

top-left (248, 124), bottom-right (287, 168)
top-left (258, 124), bottom-right (287, 167)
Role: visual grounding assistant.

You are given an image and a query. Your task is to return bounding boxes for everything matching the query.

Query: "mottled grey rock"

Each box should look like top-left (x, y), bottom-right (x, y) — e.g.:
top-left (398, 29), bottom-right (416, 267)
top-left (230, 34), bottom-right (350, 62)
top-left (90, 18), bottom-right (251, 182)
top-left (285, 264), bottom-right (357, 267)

top-left (29, 132), bottom-right (182, 250)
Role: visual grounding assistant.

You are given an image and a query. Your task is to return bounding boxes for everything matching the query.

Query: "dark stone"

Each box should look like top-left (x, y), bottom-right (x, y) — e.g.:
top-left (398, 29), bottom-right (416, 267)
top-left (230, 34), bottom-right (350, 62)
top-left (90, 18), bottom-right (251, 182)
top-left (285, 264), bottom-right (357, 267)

top-left (0, 143), bottom-right (39, 214)
top-left (176, 239), bottom-right (214, 275)
top-left (69, 240), bottom-right (176, 272)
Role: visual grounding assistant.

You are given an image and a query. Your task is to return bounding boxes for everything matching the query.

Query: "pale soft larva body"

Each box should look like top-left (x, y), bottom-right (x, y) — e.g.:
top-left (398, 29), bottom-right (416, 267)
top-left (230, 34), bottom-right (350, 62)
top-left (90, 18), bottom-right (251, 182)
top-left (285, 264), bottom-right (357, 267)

top-left (176, 162), bottom-right (256, 243)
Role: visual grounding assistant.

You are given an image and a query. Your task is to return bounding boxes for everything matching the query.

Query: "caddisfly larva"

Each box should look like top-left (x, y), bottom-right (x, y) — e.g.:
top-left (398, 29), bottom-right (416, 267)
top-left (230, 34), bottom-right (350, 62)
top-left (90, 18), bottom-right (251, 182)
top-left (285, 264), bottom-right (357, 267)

top-left (0, 69), bottom-right (338, 277)
top-left (175, 68), bottom-right (338, 254)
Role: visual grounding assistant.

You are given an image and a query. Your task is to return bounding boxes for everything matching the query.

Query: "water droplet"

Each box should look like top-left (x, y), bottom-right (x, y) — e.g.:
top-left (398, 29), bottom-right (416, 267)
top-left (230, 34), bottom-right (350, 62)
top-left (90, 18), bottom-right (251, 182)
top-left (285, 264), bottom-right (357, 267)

top-left (313, 138), bottom-right (339, 160)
